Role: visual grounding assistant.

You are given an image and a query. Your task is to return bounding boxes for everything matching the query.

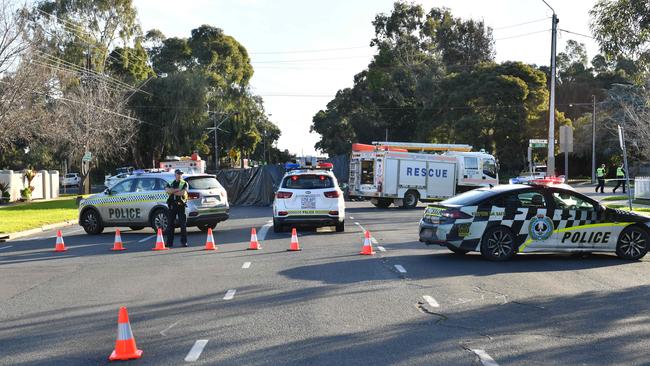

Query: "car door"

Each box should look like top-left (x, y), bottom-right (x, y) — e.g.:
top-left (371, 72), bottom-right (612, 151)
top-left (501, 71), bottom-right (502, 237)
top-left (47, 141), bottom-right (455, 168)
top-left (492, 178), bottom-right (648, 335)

top-left (130, 177), bottom-right (160, 225)
top-left (550, 190), bottom-right (601, 250)
top-left (103, 179), bottom-right (137, 224)
top-left (505, 189), bottom-right (554, 252)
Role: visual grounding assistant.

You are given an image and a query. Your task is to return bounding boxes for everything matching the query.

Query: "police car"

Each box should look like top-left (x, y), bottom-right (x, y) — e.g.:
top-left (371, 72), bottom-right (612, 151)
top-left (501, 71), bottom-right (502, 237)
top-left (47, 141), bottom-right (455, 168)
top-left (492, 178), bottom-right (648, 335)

top-left (273, 162), bottom-right (345, 233)
top-left (419, 177), bottom-right (650, 261)
top-left (78, 172), bottom-right (229, 234)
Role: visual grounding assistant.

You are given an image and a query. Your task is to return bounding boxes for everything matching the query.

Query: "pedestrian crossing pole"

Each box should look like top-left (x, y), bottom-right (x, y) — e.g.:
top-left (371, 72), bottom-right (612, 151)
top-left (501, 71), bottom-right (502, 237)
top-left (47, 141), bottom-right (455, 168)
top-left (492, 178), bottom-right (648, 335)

top-left (618, 125), bottom-right (633, 210)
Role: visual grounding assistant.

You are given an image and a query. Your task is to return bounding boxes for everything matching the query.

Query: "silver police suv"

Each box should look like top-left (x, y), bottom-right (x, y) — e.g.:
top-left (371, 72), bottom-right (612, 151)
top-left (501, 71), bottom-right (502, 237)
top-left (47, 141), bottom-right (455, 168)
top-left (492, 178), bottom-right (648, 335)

top-left (78, 172), bottom-right (229, 234)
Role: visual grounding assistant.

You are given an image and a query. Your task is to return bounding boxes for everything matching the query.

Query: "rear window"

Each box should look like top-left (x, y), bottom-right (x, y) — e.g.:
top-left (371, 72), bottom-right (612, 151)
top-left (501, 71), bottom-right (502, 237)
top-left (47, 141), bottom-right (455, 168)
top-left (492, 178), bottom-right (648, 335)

top-left (282, 174), bottom-right (334, 189)
top-left (65, 174), bottom-right (77, 178)
top-left (442, 188), bottom-right (497, 206)
top-left (186, 177), bottom-right (222, 190)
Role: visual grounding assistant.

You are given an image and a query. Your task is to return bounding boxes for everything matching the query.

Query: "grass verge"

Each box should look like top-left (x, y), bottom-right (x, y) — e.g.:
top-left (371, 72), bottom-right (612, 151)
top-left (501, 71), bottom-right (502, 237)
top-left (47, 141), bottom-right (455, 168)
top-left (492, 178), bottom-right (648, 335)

top-left (0, 197), bottom-right (78, 233)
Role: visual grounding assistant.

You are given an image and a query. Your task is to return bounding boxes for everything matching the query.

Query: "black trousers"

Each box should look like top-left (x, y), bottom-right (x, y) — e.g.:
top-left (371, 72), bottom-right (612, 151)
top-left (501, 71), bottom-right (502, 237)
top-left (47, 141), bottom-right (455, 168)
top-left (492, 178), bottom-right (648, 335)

top-left (596, 178), bottom-right (605, 193)
top-left (613, 179), bottom-right (626, 193)
top-left (166, 203), bottom-right (187, 246)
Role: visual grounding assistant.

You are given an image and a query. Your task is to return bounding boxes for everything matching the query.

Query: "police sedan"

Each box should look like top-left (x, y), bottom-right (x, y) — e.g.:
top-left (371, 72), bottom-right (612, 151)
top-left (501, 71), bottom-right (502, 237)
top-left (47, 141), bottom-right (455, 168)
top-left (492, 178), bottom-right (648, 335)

top-left (78, 172), bottom-right (229, 234)
top-left (419, 178), bottom-right (649, 261)
top-left (272, 163), bottom-right (345, 232)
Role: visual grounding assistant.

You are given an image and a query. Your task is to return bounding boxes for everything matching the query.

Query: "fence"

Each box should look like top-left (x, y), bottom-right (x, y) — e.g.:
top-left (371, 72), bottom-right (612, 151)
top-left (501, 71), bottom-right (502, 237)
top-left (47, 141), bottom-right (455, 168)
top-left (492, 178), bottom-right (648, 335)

top-left (634, 177), bottom-right (650, 200)
top-left (0, 170), bottom-right (60, 203)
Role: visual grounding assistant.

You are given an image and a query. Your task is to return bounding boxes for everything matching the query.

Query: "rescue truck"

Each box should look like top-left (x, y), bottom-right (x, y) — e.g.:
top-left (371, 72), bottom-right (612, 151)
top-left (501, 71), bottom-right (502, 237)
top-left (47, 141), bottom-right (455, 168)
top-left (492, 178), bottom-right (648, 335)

top-left (348, 142), bottom-right (498, 208)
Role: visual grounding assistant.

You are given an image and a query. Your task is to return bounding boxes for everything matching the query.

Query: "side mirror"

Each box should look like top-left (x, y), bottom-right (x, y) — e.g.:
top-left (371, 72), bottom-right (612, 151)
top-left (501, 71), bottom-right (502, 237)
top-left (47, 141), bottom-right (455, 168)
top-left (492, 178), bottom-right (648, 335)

top-left (104, 188), bottom-right (111, 195)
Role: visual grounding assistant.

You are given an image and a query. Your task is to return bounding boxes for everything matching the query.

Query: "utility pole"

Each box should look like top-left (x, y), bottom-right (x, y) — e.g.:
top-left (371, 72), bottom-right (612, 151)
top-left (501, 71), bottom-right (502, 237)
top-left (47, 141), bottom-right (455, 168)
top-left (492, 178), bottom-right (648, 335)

top-left (543, 0), bottom-right (558, 177)
top-left (206, 107), bottom-right (238, 171)
top-left (591, 95), bottom-right (596, 183)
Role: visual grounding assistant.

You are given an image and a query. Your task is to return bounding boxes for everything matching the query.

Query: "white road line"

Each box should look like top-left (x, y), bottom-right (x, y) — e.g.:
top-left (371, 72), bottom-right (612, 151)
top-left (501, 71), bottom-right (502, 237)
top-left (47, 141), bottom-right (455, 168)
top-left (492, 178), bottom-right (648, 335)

top-left (371, 237), bottom-right (378, 245)
top-left (138, 234), bottom-right (156, 243)
top-left (394, 264), bottom-right (407, 274)
top-left (422, 295), bottom-right (440, 308)
top-left (258, 221), bottom-right (273, 241)
top-left (242, 262), bottom-right (251, 269)
top-left (349, 216), bottom-right (354, 219)
top-left (471, 349), bottom-right (499, 366)
top-left (223, 289), bottom-right (237, 300)
top-left (0, 245), bottom-right (13, 250)
top-left (377, 246), bottom-right (386, 252)
top-left (185, 339), bottom-right (209, 362)
top-left (160, 320), bottom-right (180, 336)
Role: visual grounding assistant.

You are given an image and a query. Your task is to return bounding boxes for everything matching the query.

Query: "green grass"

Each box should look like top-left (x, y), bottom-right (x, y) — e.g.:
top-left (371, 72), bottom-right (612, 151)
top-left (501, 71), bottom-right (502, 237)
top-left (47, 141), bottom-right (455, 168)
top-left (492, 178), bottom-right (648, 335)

top-left (0, 197), bottom-right (79, 233)
top-left (602, 195), bottom-right (630, 201)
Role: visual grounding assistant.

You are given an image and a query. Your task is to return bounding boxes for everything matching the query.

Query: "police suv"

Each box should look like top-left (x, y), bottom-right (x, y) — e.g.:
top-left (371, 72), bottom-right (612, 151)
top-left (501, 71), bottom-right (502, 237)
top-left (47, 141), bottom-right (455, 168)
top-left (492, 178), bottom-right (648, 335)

top-left (78, 172), bottom-right (229, 234)
top-left (272, 163), bottom-right (345, 233)
top-left (419, 178), bottom-right (650, 261)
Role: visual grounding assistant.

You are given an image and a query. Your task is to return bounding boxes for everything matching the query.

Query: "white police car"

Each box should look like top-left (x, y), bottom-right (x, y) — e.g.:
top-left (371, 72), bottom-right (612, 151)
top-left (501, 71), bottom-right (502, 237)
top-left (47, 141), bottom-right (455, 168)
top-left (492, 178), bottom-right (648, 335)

top-left (79, 172), bottom-right (229, 234)
top-left (419, 177), bottom-right (650, 261)
top-left (272, 163), bottom-right (345, 232)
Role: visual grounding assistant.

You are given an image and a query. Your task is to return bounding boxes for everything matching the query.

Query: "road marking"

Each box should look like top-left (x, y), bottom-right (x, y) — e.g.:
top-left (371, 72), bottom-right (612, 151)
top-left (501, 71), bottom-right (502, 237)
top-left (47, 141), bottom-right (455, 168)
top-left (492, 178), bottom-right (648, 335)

top-left (377, 246), bottom-right (386, 252)
top-left (371, 237), bottom-right (378, 245)
top-left (138, 234), bottom-right (156, 243)
top-left (0, 245), bottom-right (12, 250)
top-left (185, 339), bottom-right (209, 362)
top-left (258, 221), bottom-right (273, 241)
top-left (224, 289), bottom-right (237, 300)
top-left (242, 262), bottom-right (251, 269)
top-left (349, 216), bottom-right (354, 219)
top-left (354, 222), bottom-right (367, 232)
top-left (471, 349), bottom-right (499, 366)
top-left (422, 295), bottom-right (440, 308)
top-left (394, 264), bottom-right (407, 273)
top-left (160, 320), bottom-right (180, 336)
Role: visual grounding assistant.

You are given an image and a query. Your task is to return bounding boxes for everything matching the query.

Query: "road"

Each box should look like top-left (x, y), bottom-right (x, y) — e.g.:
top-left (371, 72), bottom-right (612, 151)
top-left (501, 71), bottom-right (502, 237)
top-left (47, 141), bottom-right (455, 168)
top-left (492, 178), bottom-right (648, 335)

top-left (2, 201), bottom-right (650, 365)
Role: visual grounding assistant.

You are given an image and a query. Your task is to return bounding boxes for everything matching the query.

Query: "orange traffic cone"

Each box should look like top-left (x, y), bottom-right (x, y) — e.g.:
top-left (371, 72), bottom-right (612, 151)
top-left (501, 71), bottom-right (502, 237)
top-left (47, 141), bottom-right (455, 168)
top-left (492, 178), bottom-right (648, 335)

top-left (111, 229), bottom-right (126, 251)
top-left (152, 228), bottom-right (169, 251)
top-left (359, 230), bottom-right (376, 255)
top-left (287, 228), bottom-right (301, 251)
top-left (54, 230), bottom-right (67, 252)
top-left (204, 228), bottom-right (217, 250)
top-left (247, 228), bottom-right (262, 250)
top-left (109, 307), bottom-right (143, 361)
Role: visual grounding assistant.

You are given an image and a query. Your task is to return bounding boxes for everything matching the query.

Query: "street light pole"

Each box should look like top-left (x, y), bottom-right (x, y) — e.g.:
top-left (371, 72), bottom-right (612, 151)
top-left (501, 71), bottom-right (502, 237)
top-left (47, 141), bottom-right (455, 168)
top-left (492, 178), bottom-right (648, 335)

top-left (542, 0), bottom-right (558, 176)
top-left (207, 107), bottom-right (238, 171)
top-left (592, 95), bottom-right (596, 183)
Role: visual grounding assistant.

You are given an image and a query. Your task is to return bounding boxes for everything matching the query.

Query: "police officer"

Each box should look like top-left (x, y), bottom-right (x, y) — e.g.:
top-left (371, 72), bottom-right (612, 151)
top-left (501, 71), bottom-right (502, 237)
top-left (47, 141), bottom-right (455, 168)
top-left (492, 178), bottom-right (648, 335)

top-left (613, 164), bottom-right (626, 193)
top-left (165, 169), bottom-right (189, 247)
top-left (595, 164), bottom-right (607, 193)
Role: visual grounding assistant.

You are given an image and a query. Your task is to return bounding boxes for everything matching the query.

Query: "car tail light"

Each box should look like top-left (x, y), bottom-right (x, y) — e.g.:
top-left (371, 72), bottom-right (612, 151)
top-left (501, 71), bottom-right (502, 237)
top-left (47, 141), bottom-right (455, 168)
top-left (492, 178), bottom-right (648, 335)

top-left (441, 209), bottom-right (471, 219)
top-left (328, 210), bottom-right (339, 216)
top-left (278, 211), bottom-right (288, 216)
top-left (324, 191), bottom-right (339, 198)
top-left (276, 191), bottom-right (293, 199)
top-left (188, 192), bottom-right (200, 200)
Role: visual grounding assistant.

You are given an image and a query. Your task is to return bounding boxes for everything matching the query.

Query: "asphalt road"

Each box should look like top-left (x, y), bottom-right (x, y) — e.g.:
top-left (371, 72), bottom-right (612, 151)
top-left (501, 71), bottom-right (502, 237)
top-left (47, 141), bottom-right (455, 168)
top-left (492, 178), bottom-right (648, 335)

top-left (2, 201), bottom-right (650, 365)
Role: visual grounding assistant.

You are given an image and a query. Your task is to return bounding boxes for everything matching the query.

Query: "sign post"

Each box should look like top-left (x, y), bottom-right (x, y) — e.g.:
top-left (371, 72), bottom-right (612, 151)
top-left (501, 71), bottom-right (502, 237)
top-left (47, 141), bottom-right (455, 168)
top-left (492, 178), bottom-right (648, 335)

top-left (81, 151), bottom-right (92, 195)
top-left (618, 126), bottom-right (633, 210)
top-left (559, 126), bottom-right (573, 180)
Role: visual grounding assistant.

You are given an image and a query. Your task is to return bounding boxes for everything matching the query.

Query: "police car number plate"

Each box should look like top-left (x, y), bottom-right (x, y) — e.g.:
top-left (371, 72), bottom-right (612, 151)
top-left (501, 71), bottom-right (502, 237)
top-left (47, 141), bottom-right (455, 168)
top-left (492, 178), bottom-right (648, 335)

top-left (301, 196), bottom-right (316, 209)
top-left (203, 197), bottom-right (218, 205)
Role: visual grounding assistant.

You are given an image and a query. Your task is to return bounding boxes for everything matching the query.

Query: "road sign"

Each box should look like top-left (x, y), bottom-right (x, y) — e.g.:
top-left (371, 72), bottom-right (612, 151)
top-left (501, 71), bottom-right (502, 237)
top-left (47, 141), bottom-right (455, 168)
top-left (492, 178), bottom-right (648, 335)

top-left (529, 139), bottom-right (547, 148)
top-left (82, 151), bottom-right (93, 162)
top-left (618, 125), bottom-right (624, 150)
top-left (559, 125), bottom-right (573, 153)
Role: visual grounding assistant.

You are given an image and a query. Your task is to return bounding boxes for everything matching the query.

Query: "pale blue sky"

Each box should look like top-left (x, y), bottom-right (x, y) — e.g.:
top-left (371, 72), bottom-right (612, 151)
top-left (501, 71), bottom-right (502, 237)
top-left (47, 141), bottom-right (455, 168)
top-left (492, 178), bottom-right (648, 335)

top-left (133, 0), bottom-right (598, 157)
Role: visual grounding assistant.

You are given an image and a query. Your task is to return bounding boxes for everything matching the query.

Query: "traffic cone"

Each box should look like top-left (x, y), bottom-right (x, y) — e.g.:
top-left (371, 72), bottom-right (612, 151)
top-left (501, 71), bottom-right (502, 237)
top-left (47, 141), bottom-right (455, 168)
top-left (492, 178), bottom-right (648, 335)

top-left (247, 228), bottom-right (262, 250)
top-left (359, 230), bottom-right (376, 255)
top-left (204, 228), bottom-right (217, 250)
top-left (54, 230), bottom-right (67, 252)
top-left (287, 228), bottom-right (301, 251)
top-left (111, 229), bottom-right (126, 251)
top-left (152, 228), bottom-right (169, 251)
top-left (109, 307), bottom-right (143, 361)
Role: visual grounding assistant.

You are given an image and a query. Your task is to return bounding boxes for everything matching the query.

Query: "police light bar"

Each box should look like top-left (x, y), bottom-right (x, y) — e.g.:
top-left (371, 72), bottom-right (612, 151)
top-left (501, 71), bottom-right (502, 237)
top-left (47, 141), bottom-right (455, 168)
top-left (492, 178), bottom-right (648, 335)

top-left (316, 162), bottom-right (333, 170)
top-left (285, 163), bottom-right (301, 170)
top-left (528, 176), bottom-right (565, 186)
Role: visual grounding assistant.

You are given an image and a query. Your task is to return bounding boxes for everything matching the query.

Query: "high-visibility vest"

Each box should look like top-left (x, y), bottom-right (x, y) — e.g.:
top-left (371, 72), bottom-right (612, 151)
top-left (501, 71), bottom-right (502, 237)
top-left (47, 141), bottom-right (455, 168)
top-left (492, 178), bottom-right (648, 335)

top-left (616, 167), bottom-right (624, 177)
top-left (597, 167), bottom-right (605, 177)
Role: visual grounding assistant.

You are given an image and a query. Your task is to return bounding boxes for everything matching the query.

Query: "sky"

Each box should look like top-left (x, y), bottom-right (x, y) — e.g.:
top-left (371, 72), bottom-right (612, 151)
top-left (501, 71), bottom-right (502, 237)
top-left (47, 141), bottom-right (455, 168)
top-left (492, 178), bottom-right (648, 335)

top-left (133, 0), bottom-right (599, 157)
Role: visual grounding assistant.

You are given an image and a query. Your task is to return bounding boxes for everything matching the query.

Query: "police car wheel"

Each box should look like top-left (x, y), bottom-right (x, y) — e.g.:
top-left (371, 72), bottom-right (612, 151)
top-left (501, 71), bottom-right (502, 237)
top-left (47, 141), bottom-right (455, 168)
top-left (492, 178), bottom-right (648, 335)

top-left (480, 226), bottom-right (516, 261)
top-left (616, 226), bottom-right (649, 260)
top-left (81, 208), bottom-right (104, 235)
top-left (335, 221), bottom-right (345, 232)
top-left (197, 223), bottom-right (217, 232)
top-left (446, 244), bottom-right (469, 255)
top-left (150, 208), bottom-right (168, 232)
top-left (273, 220), bottom-right (283, 233)
top-left (401, 190), bottom-right (419, 209)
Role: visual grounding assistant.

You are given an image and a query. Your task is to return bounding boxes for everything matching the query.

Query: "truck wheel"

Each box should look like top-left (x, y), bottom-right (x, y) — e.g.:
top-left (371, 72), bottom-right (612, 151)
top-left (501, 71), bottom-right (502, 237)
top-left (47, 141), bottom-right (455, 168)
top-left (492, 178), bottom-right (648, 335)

top-left (402, 190), bottom-right (419, 209)
top-left (150, 208), bottom-right (169, 232)
top-left (81, 208), bottom-right (104, 234)
top-left (373, 198), bottom-right (392, 208)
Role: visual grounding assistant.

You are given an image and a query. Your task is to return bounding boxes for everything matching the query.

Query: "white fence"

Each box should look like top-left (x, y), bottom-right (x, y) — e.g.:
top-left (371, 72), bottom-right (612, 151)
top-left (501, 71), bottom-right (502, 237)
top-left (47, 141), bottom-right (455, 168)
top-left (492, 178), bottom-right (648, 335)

top-left (634, 177), bottom-right (650, 200)
top-left (0, 170), bottom-right (60, 203)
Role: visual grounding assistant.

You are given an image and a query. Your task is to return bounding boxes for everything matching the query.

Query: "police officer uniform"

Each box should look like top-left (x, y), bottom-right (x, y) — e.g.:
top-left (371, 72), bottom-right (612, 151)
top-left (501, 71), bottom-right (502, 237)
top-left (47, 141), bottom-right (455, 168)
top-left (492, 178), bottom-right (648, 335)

top-left (166, 169), bottom-right (189, 247)
top-left (595, 164), bottom-right (607, 193)
top-left (613, 165), bottom-right (626, 193)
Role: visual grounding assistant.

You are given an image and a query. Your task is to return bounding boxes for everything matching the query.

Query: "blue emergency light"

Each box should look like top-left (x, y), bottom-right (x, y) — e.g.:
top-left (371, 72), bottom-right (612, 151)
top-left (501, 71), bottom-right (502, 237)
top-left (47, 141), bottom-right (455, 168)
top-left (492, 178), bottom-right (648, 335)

top-left (285, 163), bottom-right (301, 170)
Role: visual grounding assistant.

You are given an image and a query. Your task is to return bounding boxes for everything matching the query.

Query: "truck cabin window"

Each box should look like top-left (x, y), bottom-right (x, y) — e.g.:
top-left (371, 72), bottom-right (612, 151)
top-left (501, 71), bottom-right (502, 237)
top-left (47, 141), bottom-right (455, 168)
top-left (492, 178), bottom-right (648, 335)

top-left (483, 159), bottom-right (497, 178)
top-left (361, 160), bottom-right (374, 184)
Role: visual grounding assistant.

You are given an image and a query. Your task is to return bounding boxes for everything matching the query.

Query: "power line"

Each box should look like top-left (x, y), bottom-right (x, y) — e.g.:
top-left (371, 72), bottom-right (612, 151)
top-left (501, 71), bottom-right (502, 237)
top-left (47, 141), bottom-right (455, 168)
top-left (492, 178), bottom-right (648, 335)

top-left (494, 29), bottom-right (551, 41)
top-left (492, 17), bottom-right (551, 31)
top-left (559, 29), bottom-right (596, 40)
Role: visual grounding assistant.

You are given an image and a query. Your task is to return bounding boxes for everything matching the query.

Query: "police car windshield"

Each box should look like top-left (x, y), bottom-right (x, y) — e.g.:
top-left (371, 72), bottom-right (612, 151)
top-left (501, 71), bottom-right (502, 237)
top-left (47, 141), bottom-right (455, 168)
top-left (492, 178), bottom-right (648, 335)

top-left (186, 176), bottom-right (221, 190)
top-left (442, 188), bottom-right (496, 205)
top-left (282, 175), bottom-right (334, 189)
